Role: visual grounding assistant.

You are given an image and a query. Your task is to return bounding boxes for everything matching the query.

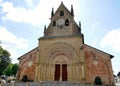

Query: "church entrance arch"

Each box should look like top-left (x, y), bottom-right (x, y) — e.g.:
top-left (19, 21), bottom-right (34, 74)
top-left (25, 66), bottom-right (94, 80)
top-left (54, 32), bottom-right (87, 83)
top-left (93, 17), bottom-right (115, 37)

top-left (54, 55), bottom-right (68, 81)
top-left (41, 42), bottom-right (78, 81)
top-left (55, 64), bottom-right (67, 81)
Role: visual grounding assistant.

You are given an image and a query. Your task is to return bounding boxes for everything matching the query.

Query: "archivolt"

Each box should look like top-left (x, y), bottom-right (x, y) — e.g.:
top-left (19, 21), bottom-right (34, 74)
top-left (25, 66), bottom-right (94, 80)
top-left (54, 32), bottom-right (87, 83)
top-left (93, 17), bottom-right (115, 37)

top-left (42, 42), bottom-right (78, 64)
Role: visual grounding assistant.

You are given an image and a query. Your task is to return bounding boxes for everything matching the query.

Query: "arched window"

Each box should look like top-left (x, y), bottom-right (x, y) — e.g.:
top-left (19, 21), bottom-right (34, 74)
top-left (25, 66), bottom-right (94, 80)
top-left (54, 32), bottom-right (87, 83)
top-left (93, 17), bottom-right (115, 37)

top-left (53, 21), bottom-right (56, 26)
top-left (60, 11), bottom-right (64, 16)
top-left (65, 19), bottom-right (69, 26)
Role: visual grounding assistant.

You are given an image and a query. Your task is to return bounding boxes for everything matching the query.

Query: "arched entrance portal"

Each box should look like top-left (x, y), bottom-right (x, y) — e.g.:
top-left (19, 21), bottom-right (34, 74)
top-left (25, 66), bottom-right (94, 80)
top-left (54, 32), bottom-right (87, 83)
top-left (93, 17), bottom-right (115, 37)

top-left (38, 42), bottom-right (79, 82)
top-left (55, 64), bottom-right (67, 81)
top-left (54, 55), bottom-right (68, 81)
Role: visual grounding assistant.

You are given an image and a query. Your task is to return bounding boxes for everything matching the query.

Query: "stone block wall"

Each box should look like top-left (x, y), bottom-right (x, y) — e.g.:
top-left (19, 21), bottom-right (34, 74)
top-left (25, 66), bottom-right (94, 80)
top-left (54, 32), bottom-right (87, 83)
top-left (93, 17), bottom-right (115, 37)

top-left (17, 48), bottom-right (38, 81)
top-left (83, 44), bottom-right (114, 85)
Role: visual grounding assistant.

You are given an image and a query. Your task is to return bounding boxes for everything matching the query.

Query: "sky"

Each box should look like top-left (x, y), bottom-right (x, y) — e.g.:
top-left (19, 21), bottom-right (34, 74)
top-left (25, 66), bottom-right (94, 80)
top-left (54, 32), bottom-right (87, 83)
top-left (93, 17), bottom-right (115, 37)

top-left (0, 0), bottom-right (120, 75)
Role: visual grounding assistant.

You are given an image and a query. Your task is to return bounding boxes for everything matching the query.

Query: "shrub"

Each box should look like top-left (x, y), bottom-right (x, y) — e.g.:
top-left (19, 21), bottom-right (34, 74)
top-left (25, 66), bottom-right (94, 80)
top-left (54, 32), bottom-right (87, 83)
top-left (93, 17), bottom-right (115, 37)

top-left (22, 75), bottom-right (28, 82)
top-left (94, 76), bottom-right (102, 85)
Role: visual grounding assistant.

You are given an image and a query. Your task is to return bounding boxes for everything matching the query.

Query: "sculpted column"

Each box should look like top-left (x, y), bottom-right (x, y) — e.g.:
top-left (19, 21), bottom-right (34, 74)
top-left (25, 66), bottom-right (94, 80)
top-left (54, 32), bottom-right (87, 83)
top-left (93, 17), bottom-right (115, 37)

top-left (80, 45), bottom-right (85, 82)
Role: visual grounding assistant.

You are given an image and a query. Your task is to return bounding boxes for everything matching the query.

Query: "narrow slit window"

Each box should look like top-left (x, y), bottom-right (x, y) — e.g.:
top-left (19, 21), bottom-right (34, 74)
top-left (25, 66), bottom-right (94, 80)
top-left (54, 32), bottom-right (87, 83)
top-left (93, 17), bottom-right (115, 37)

top-left (65, 19), bottom-right (69, 26)
top-left (53, 21), bottom-right (56, 26)
top-left (60, 11), bottom-right (64, 16)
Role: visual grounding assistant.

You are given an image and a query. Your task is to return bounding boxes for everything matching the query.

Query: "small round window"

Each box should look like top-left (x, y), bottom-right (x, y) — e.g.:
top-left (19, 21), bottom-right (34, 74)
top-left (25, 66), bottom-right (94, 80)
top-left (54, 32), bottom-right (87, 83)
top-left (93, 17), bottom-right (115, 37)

top-left (60, 11), bottom-right (64, 16)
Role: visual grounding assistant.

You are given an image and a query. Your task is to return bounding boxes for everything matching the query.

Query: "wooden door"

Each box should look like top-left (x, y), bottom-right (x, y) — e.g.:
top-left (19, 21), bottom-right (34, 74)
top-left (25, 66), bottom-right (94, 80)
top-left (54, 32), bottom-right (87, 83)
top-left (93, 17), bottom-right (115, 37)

top-left (54, 64), bottom-right (60, 81)
top-left (62, 64), bottom-right (67, 81)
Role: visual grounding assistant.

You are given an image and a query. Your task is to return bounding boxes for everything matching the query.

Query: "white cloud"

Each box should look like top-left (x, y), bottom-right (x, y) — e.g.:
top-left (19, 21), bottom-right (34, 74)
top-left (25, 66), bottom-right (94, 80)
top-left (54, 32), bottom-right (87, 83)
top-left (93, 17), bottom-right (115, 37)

top-left (0, 26), bottom-right (28, 49)
top-left (0, 0), bottom-right (3, 3)
top-left (1, 0), bottom-right (80, 26)
top-left (0, 26), bottom-right (28, 63)
top-left (92, 38), bottom-right (97, 46)
top-left (25, 0), bottom-right (34, 6)
top-left (91, 22), bottom-right (100, 31)
top-left (100, 28), bottom-right (120, 52)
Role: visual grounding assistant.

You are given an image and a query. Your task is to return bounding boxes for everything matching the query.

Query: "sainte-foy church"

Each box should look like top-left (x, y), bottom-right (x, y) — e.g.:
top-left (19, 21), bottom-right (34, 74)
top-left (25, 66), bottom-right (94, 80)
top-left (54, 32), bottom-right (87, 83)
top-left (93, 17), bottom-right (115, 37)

top-left (16, 2), bottom-right (114, 85)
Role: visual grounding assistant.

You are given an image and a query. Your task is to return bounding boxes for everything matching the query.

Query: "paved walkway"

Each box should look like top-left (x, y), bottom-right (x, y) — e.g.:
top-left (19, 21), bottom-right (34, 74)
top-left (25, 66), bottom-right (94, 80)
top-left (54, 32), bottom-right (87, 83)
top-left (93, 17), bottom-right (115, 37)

top-left (3, 81), bottom-right (115, 86)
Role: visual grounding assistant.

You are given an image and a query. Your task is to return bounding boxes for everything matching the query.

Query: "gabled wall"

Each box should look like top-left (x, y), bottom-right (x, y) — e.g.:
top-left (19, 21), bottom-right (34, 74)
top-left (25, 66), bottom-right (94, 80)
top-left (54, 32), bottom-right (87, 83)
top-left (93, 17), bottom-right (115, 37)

top-left (83, 44), bottom-right (114, 85)
top-left (17, 48), bottom-right (38, 81)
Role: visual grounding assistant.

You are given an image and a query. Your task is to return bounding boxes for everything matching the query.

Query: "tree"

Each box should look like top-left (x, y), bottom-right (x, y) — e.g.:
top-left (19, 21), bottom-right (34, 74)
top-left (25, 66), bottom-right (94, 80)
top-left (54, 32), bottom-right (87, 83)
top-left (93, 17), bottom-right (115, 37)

top-left (3, 64), bottom-right (13, 76)
top-left (0, 47), bottom-right (11, 75)
top-left (3, 63), bottom-right (18, 76)
top-left (11, 63), bottom-right (18, 76)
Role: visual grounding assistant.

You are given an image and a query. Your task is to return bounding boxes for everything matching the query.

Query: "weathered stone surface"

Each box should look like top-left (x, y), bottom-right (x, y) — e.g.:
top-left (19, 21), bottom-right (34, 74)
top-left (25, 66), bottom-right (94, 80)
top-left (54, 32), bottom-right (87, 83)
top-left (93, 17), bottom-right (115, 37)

top-left (17, 2), bottom-right (114, 86)
top-left (17, 48), bottom-right (38, 81)
top-left (84, 44), bottom-right (114, 85)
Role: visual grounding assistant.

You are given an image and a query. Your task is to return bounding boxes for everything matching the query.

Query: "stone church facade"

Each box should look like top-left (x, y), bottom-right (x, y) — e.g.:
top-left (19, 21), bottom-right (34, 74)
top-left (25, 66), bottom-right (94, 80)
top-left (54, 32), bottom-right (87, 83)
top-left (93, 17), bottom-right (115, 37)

top-left (17, 2), bottom-right (114, 85)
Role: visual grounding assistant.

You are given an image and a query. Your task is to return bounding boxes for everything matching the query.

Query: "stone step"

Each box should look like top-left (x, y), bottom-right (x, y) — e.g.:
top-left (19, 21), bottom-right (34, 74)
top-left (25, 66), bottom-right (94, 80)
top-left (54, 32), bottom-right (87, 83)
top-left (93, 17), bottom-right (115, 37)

top-left (3, 81), bottom-right (114, 86)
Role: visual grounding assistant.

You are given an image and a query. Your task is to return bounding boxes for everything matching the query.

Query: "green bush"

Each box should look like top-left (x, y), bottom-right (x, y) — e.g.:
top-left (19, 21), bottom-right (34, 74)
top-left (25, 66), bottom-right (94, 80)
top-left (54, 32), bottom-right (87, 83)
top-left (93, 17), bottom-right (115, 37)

top-left (94, 76), bottom-right (102, 85)
top-left (22, 75), bottom-right (28, 82)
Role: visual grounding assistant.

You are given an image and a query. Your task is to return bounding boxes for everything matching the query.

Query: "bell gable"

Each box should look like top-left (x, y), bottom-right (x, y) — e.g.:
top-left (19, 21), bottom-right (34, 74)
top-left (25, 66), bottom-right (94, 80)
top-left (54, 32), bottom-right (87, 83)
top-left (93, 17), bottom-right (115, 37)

top-left (44, 2), bottom-right (81, 37)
